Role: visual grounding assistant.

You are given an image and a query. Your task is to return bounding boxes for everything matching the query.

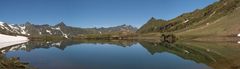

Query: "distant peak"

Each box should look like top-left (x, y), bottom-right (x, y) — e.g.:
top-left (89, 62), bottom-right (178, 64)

top-left (55, 22), bottom-right (66, 27)
top-left (121, 24), bottom-right (128, 27)
top-left (25, 21), bottom-right (31, 24)
top-left (24, 21), bottom-right (32, 26)
top-left (147, 17), bottom-right (158, 23)
top-left (150, 17), bottom-right (157, 21)
top-left (118, 24), bottom-right (138, 29)
top-left (148, 17), bottom-right (166, 22)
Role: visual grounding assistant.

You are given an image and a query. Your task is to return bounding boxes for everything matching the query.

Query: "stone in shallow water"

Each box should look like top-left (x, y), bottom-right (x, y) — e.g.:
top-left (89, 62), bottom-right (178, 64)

top-left (238, 33), bottom-right (240, 37)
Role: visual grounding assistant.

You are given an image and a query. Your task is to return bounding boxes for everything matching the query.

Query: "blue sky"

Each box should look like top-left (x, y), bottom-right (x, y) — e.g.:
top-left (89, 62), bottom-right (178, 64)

top-left (0, 0), bottom-right (217, 28)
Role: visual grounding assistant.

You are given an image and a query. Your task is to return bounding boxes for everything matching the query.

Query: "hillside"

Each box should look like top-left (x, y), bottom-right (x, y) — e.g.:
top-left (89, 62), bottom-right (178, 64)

top-left (177, 7), bottom-right (240, 41)
top-left (138, 0), bottom-right (240, 40)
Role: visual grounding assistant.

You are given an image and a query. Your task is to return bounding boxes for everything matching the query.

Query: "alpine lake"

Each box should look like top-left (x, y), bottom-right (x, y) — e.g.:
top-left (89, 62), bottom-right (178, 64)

top-left (1, 40), bottom-right (240, 69)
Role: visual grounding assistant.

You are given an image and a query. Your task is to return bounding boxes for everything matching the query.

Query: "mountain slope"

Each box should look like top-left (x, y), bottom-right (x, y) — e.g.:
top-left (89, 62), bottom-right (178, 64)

top-left (138, 0), bottom-right (240, 37)
top-left (177, 7), bottom-right (240, 41)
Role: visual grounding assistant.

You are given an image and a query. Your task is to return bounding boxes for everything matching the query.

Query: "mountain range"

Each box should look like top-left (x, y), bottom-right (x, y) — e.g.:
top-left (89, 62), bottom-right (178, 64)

top-left (0, 21), bottom-right (137, 39)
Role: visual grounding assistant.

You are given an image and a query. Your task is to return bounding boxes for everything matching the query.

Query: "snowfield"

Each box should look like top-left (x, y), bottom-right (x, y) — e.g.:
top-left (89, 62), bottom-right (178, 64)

top-left (238, 33), bottom-right (240, 37)
top-left (0, 34), bottom-right (29, 49)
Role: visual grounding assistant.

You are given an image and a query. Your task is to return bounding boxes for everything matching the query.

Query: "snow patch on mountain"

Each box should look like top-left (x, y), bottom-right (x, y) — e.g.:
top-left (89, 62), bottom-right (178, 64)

top-left (0, 33), bottom-right (29, 49)
top-left (9, 24), bottom-right (20, 33)
top-left (9, 24), bottom-right (18, 30)
top-left (3, 25), bottom-right (11, 31)
top-left (52, 27), bottom-right (68, 38)
top-left (183, 19), bottom-right (189, 23)
top-left (19, 26), bottom-right (27, 35)
top-left (46, 30), bottom-right (52, 35)
top-left (238, 33), bottom-right (240, 37)
top-left (39, 32), bottom-right (42, 35)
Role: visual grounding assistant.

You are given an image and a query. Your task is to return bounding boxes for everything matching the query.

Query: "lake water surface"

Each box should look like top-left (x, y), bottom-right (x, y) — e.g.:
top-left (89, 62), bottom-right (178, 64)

top-left (1, 40), bottom-right (240, 69)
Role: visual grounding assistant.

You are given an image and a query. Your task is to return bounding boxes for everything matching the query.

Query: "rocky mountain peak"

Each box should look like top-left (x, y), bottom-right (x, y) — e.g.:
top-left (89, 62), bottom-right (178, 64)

top-left (149, 17), bottom-right (157, 21)
top-left (55, 22), bottom-right (66, 27)
top-left (24, 21), bottom-right (32, 26)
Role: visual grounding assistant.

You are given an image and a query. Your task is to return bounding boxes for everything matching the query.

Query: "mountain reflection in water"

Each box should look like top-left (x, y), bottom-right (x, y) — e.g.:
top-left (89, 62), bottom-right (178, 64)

top-left (0, 40), bottom-right (240, 69)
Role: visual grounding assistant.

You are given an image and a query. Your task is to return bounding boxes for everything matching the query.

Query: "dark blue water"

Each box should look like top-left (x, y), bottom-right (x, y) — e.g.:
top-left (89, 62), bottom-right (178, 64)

top-left (3, 41), bottom-right (212, 69)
